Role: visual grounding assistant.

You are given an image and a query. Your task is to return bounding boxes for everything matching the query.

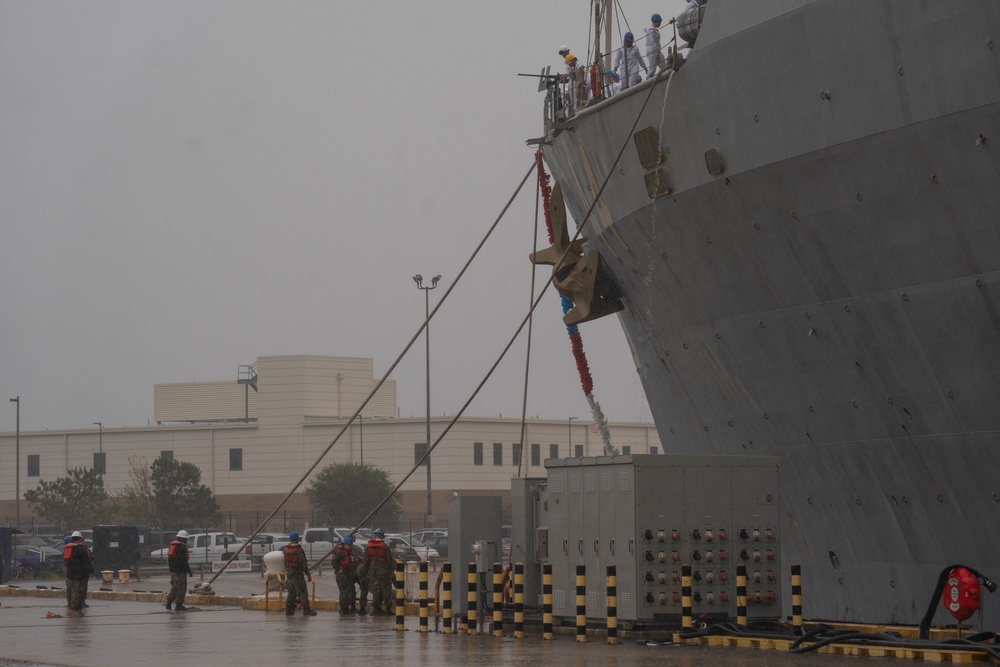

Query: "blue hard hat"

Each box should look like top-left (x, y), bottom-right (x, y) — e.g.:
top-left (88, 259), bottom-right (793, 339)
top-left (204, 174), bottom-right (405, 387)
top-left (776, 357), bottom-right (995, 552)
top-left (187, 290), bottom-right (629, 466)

top-left (343, 536), bottom-right (353, 546)
top-left (289, 531), bottom-right (299, 541)
top-left (64, 536), bottom-right (72, 545)
top-left (374, 528), bottom-right (385, 537)
top-left (624, 31), bottom-right (634, 41)
top-left (651, 13), bottom-right (662, 22)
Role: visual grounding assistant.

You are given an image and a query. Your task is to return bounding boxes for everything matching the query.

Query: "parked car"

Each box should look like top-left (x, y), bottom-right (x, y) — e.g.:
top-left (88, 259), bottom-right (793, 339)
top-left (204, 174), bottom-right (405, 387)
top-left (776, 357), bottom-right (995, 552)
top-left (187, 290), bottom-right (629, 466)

top-left (332, 526), bottom-right (370, 548)
top-left (14, 534), bottom-right (63, 560)
top-left (13, 545), bottom-right (63, 578)
top-left (410, 528), bottom-right (447, 544)
top-left (386, 534), bottom-right (439, 560)
top-left (270, 528), bottom-right (336, 559)
top-left (420, 533), bottom-right (449, 558)
top-left (149, 532), bottom-right (249, 564)
top-left (384, 536), bottom-right (419, 562)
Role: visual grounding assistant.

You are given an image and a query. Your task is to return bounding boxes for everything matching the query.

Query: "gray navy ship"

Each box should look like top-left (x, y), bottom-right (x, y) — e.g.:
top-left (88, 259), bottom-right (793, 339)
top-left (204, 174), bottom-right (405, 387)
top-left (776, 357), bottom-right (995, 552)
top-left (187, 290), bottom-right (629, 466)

top-left (532, 0), bottom-right (1000, 626)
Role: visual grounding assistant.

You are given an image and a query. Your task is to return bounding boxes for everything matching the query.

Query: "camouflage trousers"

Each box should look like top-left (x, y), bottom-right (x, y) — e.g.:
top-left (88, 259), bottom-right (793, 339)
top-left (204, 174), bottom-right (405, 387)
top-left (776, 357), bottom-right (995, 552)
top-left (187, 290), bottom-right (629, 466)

top-left (285, 570), bottom-right (310, 612)
top-left (368, 563), bottom-right (394, 613)
top-left (335, 570), bottom-right (357, 611)
top-left (66, 579), bottom-right (88, 611)
top-left (356, 563), bottom-right (369, 613)
top-left (167, 572), bottom-right (187, 606)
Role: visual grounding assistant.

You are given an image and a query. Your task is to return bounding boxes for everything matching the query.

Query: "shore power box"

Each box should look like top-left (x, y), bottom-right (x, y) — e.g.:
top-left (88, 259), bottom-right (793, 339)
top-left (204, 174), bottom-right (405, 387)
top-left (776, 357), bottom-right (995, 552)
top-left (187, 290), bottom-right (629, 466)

top-left (543, 454), bottom-right (781, 624)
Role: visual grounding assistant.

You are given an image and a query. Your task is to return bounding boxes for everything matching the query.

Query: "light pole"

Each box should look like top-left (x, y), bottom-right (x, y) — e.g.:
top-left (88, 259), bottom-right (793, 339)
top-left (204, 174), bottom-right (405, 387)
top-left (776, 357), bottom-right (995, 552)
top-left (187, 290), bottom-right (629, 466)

top-left (10, 397), bottom-right (19, 531)
top-left (568, 416), bottom-right (577, 456)
top-left (93, 422), bottom-right (103, 453)
top-left (413, 273), bottom-right (441, 525)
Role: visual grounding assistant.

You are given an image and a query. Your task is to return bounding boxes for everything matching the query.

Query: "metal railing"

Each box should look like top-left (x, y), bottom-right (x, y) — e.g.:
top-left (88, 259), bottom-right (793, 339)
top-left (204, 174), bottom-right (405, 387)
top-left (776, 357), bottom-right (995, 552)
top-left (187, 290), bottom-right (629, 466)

top-left (541, 4), bottom-right (705, 131)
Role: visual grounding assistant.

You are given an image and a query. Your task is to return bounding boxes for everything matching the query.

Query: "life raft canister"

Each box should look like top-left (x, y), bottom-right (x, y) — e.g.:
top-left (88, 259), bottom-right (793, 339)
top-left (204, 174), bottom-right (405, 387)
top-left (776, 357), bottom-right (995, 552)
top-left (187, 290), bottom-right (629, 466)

top-left (943, 566), bottom-right (981, 621)
top-left (589, 65), bottom-right (601, 100)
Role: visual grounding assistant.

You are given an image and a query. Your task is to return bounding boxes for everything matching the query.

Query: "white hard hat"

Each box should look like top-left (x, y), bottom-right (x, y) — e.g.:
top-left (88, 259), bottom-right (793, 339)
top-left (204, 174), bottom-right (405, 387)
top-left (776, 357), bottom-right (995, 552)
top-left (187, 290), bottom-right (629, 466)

top-left (558, 44), bottom-right (570, 55)
top-left (176, 530), bottom-right (190, 539)
top-left (71, 530), bottom-right (83, 539)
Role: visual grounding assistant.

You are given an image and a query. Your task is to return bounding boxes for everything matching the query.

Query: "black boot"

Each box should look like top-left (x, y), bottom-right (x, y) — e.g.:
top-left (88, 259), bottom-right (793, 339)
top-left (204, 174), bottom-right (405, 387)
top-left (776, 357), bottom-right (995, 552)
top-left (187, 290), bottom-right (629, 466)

top-left (174, 604), bottom-right (188, 612)
top-left (303, 608), bottom-right (318, 616)
top-left (285, 608), bottom-right (295, 616)
top-left (165, 601), bottom-right (172, 611)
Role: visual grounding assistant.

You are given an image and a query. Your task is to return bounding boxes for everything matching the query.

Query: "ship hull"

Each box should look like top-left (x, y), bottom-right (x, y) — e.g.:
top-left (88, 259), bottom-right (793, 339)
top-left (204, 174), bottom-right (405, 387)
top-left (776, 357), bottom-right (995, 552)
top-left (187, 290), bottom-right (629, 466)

top-left (541, 0), bottom-right (1000, 624)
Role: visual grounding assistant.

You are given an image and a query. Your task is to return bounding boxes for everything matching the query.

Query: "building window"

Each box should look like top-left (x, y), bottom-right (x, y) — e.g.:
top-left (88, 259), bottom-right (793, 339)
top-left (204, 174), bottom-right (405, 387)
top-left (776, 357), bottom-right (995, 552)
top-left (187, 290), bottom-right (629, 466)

top-left (493, 442), bottom-right (503, 466)
top-left (473, 442), bottom-right (483, 466)
top-left (512, 443), bottom-right (522, 467)
top-left (93, 452), bottom-right (106, 475)
top-left (549, 444), bottom-right (558, 461)
top-left (160, 450), bottom-right (173, 460)
top-left (414, 442), bottom-right (428, 467)
top-left (531, 444), bottom-right (541, 467)
top-left (650, 446), bottom-right (658, 454)
top-left (27, 454), bottom-right (40, 477)
top-left (229, 448), bottom-right (243, 471)
top-left (622, 445), bottom-right (631, 455)
top-left (574, 444), bottom-right (584, 458)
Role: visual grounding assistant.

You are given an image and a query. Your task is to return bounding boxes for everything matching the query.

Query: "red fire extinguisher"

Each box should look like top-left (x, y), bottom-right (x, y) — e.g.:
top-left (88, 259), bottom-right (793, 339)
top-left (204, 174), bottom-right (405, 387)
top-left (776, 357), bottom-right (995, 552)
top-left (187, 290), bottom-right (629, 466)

top-left (942, 566), bottom-right (981, 622)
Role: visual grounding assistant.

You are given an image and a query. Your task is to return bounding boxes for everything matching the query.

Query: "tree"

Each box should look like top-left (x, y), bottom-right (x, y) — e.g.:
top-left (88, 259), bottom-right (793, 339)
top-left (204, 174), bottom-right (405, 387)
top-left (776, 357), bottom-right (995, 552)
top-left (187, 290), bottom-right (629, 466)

top-left (23, 467), bottom-right (109, 531)
top-left (150, 458), bottom-right (222, 530)
top-left (112, 456), bottom-right (159, 527)
top-left (306, 462), bottom-right (401, 530)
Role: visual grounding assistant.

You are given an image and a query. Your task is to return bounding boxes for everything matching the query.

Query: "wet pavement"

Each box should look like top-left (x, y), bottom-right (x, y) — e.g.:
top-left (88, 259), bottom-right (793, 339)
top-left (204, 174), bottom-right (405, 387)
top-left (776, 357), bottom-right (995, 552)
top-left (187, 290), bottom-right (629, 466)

top-left (2, 599), bottom-right (898, 667)
top-left (0, 574), bottom-right (918, 667)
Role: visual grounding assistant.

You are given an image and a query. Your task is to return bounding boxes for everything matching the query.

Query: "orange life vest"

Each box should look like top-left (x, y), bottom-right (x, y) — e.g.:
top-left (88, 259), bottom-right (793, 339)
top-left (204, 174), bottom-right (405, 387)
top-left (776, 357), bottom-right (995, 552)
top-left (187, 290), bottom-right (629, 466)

top-left (167, 540), bottom-right (185, 559)
top-left (333, 544), bottom-right (354, 572)
top-left (63, 541), bottom-right (91, 561)
top-left (284, 543), bottom-right (303, 569)
top-left (366, 538), bottom-right (389, 563)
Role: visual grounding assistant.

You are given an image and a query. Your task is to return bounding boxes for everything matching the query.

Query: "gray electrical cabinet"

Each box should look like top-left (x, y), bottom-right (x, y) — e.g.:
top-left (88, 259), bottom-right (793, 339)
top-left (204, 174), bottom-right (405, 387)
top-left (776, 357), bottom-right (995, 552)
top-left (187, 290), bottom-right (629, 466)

top-left (543, 454), bottom-right (781, 625)
top-left (510, 477), bottom-right (547, 607)
top-left (447, 495), bottom-right (503, 616)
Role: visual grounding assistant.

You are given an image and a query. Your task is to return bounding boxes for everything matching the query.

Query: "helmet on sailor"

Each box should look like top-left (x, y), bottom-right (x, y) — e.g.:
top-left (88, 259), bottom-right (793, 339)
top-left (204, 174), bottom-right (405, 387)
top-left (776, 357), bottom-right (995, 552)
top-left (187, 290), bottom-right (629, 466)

top-left (558, 44), bottom-right (570, 55)
top-left (176, 530), bottom-right (189, 540)
top-left (64, 536), bottom-right (72, 545)
top-left (624, 31), bottom-right (634, 42)
top-left (343, 537), bottom-right (354, 546)
top-left (71, 530), bottom-right (83, 539)
top-left (289, 531), bottom-right (300, 541)
top-left (374, 528), bottom-right (385, 537)
top-left (651, 13), bottom-right (662, 22)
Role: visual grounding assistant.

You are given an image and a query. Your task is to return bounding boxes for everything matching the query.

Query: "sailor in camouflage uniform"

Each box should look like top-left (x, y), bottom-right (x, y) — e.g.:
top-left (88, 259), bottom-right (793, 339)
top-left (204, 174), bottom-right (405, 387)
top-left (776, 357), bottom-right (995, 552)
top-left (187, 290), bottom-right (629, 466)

top-left (363, 528), bottom-right (394, 615)
top-left (331, 536), bottom-right (358, 614)
top-left (282, 532), bottom-right (317, 616)
top-left (63, 530), bottom-right (94, 617)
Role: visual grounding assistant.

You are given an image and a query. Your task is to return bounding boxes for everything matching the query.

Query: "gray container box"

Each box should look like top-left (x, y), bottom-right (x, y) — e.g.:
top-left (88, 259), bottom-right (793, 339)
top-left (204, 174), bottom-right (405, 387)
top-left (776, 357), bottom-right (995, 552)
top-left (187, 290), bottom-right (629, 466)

top-left (544, 454), bottom-right (781, 625)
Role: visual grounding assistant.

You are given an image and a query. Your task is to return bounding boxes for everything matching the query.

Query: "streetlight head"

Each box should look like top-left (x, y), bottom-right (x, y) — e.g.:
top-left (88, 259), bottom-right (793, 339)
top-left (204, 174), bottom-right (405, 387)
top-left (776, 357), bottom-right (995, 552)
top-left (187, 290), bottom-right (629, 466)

top-left (9, 397), bottom-right (18, 403)
top-left (413, 274), bottom-right (423, 286)
top-left (432, 275), bottom-right (441, 286)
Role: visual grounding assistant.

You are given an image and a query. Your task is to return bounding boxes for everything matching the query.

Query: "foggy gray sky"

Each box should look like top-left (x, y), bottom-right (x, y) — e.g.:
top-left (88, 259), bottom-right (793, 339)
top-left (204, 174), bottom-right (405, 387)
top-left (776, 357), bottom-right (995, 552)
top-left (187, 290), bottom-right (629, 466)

top-left (1, 1), bottom-right (690, 433)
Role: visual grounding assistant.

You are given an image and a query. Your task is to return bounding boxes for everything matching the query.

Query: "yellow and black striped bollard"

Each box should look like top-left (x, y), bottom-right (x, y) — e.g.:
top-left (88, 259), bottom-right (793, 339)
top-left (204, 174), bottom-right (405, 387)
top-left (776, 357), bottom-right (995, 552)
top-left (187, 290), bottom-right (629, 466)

top-left (681, 564), bottom-right (693, 631)
top-left (442, 562), bottom-right (453, 634)
top-left (394, 561), bottom-right (405, 631)
top-left (575, 564), bottom-right (587, 642)
top-left (419, 561), bottom-right (429, 632)
top-left (513, 562), bottom-right (524, 638)
top-left (606, 564), bottom-right (618, 645)
top-left (467, 562), bottom-right (477, 635)
top-left (492, 562), bottom-right (503, 637)
top-left (791, 563), bottom-right (802, 635)
top-left (542, 562), bottom-right (553, 640)
top-left (736, 563), bottom-right (747, 627)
